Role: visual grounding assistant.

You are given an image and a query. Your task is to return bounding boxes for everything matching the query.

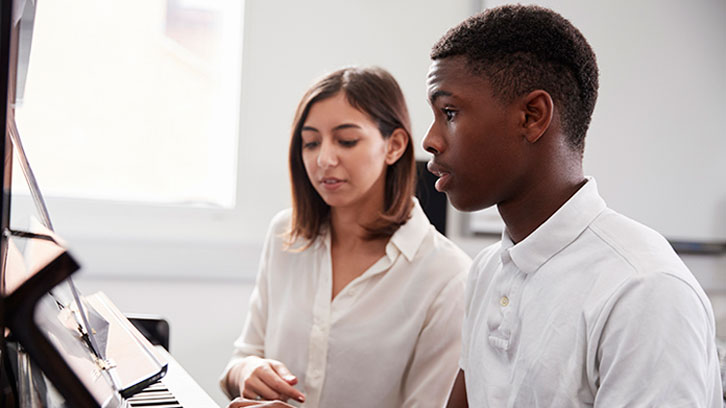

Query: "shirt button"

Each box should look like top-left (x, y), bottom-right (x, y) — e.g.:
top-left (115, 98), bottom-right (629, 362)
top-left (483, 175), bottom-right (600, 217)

top-left (499, 296), bottom-right (509, 307)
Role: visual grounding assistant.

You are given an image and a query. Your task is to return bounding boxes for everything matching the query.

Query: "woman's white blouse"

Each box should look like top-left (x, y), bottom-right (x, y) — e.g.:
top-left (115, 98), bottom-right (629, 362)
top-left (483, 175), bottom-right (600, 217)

top-left (221, 200), bottom-right (471, 408)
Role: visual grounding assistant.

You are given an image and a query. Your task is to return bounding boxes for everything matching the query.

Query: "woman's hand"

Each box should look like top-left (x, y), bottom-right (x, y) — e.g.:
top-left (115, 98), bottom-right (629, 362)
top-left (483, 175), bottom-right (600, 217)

top-left (229, 356), bottom-right (305, 403)
top-left (226, 397), bottom-right (295, 408)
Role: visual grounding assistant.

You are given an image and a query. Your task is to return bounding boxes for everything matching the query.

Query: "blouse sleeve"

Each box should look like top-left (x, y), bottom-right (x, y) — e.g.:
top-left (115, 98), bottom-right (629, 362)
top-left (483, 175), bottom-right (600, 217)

top-left (218, 214), bottom-right (279, 398)
top-left (401, 272), bottom-right (467, 408)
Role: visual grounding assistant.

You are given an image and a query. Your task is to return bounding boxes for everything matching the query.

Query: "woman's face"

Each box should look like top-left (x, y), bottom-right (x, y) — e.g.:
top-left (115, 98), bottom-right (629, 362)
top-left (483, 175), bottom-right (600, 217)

top-left (300, 92), bottom-right (390, 212)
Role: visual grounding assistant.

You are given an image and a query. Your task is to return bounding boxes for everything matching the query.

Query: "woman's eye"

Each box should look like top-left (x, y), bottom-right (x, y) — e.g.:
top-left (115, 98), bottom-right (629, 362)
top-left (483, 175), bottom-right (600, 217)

top-left (339, 139), bottom-right (358, 147)
top-left (442, 108), bottom-right (457, 121)
top-left (303, 141), bottom-right (319, 149)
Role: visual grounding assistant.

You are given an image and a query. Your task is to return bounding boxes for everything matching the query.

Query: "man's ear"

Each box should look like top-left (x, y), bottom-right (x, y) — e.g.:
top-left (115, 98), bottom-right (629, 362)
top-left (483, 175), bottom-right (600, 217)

top-left (520, 90), bottom-right (554, 144)
top-left (385, 129), bottom-right (409, 165)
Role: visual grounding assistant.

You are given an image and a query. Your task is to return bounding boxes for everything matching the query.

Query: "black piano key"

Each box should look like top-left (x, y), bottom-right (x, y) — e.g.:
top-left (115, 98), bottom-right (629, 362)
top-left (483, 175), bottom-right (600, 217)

top-left (130, 394), bottom-right (176, 401)
top-left (126, 380), bottom-right (184, 408)
top-left (129, 401), bottom-right (181, 407)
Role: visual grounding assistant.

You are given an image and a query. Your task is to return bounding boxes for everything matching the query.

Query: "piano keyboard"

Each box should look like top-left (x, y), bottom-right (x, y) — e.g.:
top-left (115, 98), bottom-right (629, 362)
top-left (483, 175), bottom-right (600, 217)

top-left (123, 346), bottom-right (219, 408)
top-left (126, 381), bottom-right (183, 407)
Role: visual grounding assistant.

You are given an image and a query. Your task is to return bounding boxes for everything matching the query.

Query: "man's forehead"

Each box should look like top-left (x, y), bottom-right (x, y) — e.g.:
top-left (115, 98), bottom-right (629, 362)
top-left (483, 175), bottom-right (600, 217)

top-left (427, 57), bottom-right (483, 96)
top-left (427, 58), bottom-right (458, 83)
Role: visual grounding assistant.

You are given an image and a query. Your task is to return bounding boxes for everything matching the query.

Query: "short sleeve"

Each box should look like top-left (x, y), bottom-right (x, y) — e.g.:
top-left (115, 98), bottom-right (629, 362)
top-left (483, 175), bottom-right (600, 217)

top-left (593, 272), bottom-right (722, 407)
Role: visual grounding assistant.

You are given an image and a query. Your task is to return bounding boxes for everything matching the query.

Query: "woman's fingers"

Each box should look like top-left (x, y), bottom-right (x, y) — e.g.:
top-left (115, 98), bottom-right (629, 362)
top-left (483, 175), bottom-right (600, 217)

top-left (227, 397), bottom-right (295, 408)
top-left (269, 360), bottom-right (298, 385)
top-left (257, 364), bottom-right (305, 403)
top-left (243, 372), bottom-right (281, 400)
top-left (227, 397), bottom-right (260, 408)
top-left (238, 358), bottom-right (305, 403)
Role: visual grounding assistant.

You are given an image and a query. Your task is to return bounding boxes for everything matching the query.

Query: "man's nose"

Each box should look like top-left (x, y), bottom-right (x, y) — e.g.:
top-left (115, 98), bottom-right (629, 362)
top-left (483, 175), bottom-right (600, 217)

top-left (422, 121), bottom-right (443, 155)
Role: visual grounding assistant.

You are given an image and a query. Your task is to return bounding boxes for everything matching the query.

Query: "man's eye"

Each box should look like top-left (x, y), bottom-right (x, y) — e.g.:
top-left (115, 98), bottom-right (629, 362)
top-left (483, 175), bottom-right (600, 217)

top-left (442, 108), bottom-right (457, 121)
top-left (339, 139), bottom-right (358, 147)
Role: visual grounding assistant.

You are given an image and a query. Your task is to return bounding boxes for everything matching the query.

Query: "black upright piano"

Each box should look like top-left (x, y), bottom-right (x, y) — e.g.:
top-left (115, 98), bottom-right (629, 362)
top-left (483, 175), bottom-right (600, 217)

top-left (0, 1), bottom-right (219, 406)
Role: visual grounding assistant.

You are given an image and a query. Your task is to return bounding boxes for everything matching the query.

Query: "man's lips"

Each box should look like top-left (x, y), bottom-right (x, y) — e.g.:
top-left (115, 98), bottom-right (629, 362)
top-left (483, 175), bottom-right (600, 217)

top-left (426, 161), bottom-right (449, 177)
top-left (427, 161), bottom-right (452, 192)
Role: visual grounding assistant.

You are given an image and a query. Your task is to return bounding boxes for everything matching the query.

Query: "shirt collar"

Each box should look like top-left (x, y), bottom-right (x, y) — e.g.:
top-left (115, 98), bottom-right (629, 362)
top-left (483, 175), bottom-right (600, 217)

top-left (504, 177), bottom-right (607, 274)
top-left (388, 198), bottom-right (430, 263)
top-left (316, 198), bottom-right (430, 264)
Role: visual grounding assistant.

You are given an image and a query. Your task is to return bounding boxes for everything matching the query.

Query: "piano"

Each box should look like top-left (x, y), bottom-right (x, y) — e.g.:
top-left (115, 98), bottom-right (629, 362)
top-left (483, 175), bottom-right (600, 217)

top-left (125, 347), bottom-right (218, 408)
top-left (0, 1), bottom-right (219, 406)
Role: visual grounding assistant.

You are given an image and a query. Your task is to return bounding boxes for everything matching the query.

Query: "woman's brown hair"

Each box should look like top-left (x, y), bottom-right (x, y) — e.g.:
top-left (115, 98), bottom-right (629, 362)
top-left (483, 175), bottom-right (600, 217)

top-left (287, 66), bottom-right (415, 246)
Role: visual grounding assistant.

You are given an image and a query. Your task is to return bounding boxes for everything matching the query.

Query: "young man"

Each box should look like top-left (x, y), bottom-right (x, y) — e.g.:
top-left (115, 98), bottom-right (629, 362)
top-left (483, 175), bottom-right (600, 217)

top-left (423, 5), bottom-right (723, 407)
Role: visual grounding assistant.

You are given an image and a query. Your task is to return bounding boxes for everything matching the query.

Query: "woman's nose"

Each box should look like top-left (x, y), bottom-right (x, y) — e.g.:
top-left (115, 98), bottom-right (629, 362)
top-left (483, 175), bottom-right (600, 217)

top-left (317, 140), bottom-right (338, 168)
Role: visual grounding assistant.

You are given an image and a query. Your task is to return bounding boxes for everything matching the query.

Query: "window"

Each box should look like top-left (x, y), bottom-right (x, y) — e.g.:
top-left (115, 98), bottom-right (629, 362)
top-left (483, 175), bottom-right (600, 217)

top-left (15, 0), bottom-right (243, 208)
top-left (8, 0), bottom-right (246, 279)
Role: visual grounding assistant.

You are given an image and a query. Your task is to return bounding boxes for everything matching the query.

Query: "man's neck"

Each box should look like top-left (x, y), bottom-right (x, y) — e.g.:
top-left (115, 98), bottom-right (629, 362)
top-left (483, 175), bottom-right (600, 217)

top-left (498, 169), bottom-right (586, 244)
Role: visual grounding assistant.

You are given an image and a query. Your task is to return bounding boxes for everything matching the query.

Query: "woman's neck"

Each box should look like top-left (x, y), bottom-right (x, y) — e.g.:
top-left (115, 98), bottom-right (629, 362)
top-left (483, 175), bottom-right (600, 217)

top-left (328, 178), bottom-right (387, 248)
top-left (329, 207), bottom-right (374, 248)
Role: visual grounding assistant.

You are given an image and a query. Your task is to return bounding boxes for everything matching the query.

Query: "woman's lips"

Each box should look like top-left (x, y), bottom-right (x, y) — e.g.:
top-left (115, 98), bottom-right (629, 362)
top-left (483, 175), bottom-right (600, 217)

top-left (321, 177), bottom-right (345, 191)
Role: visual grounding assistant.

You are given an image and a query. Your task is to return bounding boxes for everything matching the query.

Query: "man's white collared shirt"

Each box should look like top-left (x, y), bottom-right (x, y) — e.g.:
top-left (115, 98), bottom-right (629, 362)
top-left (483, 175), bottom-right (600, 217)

top-left (462, 178), bottom-right (722, 407)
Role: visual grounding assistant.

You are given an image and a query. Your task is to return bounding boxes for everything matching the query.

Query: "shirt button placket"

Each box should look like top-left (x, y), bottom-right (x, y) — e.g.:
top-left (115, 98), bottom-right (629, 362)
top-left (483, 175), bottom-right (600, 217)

top-left (305, 269), bottom-right (331, 408)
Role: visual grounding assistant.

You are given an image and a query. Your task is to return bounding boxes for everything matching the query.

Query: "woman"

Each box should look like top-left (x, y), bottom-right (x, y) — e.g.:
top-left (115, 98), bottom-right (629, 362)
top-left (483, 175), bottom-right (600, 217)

top-left (220, 67), bottom-right (471, 408)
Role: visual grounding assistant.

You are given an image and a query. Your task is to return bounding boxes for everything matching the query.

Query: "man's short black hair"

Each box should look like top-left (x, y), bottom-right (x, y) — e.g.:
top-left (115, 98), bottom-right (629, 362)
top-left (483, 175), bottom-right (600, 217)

top-left (431, 5), bottom-right (599, 153)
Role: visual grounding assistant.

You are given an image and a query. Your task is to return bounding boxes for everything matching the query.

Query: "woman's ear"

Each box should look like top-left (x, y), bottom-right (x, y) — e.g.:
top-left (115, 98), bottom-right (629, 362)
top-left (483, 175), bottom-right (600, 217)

top-left (385, 129), bottom-right (409, 165)
top-left (520, 90), bottom-right (554, 144)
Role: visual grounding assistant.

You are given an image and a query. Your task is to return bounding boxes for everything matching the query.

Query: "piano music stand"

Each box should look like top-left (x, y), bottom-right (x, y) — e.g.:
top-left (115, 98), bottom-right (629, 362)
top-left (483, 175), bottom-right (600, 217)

top-left (3, 244), bottom-right (106, 407)
top-left (0, 1), bottom-right (120, 405)
top-left (0, 1), bottom-right (214, 406)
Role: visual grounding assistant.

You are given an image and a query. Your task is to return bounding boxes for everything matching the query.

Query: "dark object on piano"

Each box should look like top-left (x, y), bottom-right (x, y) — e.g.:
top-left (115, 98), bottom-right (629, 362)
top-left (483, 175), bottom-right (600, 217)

top-left (127, 315), bottom-right (171, 352)
top-left (415, 160), bottom-right (448, 235)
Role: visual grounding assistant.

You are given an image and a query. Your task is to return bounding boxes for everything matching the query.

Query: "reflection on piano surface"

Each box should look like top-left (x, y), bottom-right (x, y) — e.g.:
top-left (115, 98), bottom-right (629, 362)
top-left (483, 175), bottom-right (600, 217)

top-left (0, 1), bottom-right (218, 406)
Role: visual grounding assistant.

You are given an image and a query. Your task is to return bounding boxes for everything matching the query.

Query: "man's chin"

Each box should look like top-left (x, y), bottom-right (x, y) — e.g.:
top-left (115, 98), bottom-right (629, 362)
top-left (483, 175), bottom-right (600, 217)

top-left (448, 194), bottom-right (495, 213)
top-left (448, 197), bottom-right (477, 213)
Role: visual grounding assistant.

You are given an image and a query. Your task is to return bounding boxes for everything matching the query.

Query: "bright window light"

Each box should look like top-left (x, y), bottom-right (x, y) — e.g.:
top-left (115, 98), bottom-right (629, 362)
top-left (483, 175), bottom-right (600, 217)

top-left (15, 0), bottom-right (243, 208)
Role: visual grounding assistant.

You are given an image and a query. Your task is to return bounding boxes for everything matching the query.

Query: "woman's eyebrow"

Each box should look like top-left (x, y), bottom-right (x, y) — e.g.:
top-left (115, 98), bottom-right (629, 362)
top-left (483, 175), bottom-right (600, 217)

top-left (332, 123), bottom-right (361, 131)
top-left (302, 123), bottom-right (361, 133)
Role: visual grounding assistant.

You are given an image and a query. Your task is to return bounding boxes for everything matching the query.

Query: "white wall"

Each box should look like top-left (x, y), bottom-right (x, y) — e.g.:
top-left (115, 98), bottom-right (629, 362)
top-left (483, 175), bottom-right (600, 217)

top-left (73, 0), bottom-right (479, 405)
top-left (62, 0), bottom-right (726, 405)
top-left (48, 0), bottom-right (477, 282)
top-left (479, 0), bottom-right (726, 243)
